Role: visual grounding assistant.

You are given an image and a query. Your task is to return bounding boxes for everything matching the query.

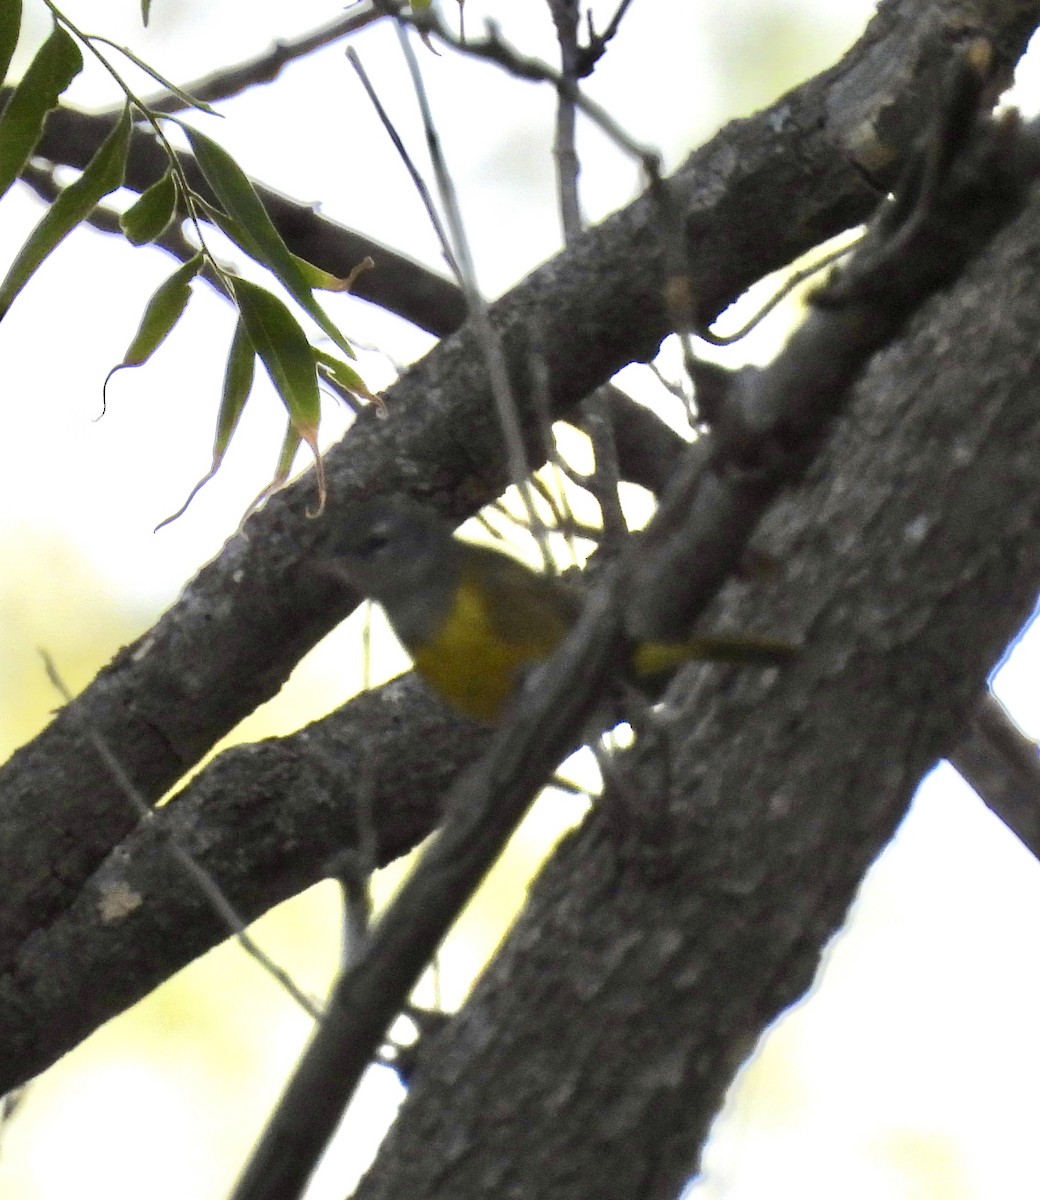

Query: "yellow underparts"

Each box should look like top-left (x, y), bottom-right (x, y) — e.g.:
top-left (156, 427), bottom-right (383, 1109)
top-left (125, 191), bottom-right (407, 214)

top-left (410, 581), bottom-right (792, 724)
top-left (411, 579), bottom-right (561, 725)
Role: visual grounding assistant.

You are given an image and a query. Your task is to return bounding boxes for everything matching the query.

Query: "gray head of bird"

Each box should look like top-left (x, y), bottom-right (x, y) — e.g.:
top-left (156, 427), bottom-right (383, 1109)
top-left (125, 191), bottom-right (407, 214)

top-left (325, 495), bottom-right (461, 625)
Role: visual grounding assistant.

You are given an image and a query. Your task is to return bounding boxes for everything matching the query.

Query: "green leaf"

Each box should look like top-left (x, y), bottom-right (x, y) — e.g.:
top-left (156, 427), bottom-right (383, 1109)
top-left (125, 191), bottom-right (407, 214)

top-left (141, 0), bottom-right (152, 26)
top-left (230, 276), bottom-right (319, 438)
top-left (198, 198), bottom-right (363, 316)
top-left (294, 252), bottom-right (374, 300)
top-left (104, 253), bottom-right (202, 419)
top-left (214, 318), bottom-right (255, 456)
top-left (0, 103), bottom-right (131, 322)
top-left (231, 275), bottom-right (326, 513)
top-left (120, 169), bottom-right (178, 245)
top-left (314, 348), bottom-right (379, 404)
top-left (89, 36), bottom-right (218, 116)
top-left (0, 24), bottom-right (83, 204)
top-left (241, 419), bottom-right (304, 522)
top-left (0, 0), bottom-right (22, 88)
top-left (272, 419), bottom-right (303, 484)
top-left (111, 252), bottom-right (201, 372)
top-left (183, 124), bottom-right (354, 359)
top-left (155, 319), bottom-right (255, 531)
top-left (0, 104), bottom-right (131, 320)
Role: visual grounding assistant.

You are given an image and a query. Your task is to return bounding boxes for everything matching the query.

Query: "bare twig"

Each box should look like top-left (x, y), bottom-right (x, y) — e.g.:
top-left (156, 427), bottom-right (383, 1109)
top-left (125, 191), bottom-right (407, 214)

top-left (391, 16), bottom-right (552, 566)
top-left (375, 0), bottom-right (661, 172)
top-left (41, 652), bottom-right (322, 1022)
top-left (576, 0), bottom-right (638, 75)
top-left (951, 692), bottom-right (1040, 859)
top-left (139, 4), bottom-right (384, 115)
top-left (700, 238), bottom-right (859, 347)
top-left (547, 0), bottom-right (628, 549)
top-left (346, 46), bottom-right (462, 284)
top-left (580, 391), bottom-right (628, 548)
top-left (548, 0), bottom-right (584, 242)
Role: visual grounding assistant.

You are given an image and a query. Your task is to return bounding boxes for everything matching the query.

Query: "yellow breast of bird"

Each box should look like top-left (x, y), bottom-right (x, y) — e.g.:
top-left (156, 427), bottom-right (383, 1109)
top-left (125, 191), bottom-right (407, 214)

top-left (411, 575), bottom-right (563, 725)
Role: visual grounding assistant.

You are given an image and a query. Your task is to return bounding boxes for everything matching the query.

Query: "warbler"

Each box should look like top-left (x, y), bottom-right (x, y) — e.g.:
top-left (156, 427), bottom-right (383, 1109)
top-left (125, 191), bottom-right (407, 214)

top-left (328, 496), bottom-right (792, 725)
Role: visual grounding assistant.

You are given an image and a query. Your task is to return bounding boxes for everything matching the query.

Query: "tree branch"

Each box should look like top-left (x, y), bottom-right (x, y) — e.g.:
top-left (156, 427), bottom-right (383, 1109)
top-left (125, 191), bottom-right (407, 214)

top-left (19, 101), bottom-right (468, 335)
top-left (951, 692), bottom-right (1040, 857)
top-left (226, 52), bottom-right (1040, 1196)
top-left (0, 0), bottom-right (1036, 1056)
top-left (0, 673), bottom-right (490, 1090)
top-left (139, 3), bottom-right (384, 115)
top-left (351, 116), bottom-right (1040, 1200)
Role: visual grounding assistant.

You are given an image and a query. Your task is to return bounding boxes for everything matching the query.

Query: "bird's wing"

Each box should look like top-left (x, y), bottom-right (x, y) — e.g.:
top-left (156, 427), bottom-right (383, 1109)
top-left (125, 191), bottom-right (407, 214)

top-left (466, 544), bottom-right (579, 658)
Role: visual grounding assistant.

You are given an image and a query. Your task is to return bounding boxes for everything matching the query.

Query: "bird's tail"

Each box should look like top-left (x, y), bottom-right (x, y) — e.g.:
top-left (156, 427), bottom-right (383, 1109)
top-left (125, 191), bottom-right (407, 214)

top-left (632, 632), bottom-right (795, 678)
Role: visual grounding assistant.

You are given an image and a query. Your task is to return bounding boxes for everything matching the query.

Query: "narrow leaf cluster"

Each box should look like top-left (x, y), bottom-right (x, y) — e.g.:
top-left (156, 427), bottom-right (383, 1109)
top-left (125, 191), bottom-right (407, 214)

top-left (0, 3), bottom-right (377, 524)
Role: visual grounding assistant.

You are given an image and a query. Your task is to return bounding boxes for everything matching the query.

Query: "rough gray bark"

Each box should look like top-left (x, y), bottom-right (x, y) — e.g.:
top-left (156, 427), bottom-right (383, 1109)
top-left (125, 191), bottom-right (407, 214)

top-left (0, 3), bottom-right (1039, 1195)
top-left (352, 167), bottom-right (1040, 1200)
top-left (0, 0), bottom-right (1031, 995)
top-left (0, 675), bottom-right (491, 1088)
top-left (953, 694), bottom-right (1040, 856)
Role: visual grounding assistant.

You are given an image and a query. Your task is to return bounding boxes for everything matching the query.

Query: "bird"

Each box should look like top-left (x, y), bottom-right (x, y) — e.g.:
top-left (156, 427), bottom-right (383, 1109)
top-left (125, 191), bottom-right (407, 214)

top-left (325, 495), bottom-right (792, 725)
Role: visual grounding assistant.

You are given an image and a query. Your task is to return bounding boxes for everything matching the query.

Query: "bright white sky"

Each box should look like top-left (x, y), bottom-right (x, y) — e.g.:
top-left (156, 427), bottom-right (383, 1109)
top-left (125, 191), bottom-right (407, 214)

top-left (2, 3), bottom-right (1040, 1199)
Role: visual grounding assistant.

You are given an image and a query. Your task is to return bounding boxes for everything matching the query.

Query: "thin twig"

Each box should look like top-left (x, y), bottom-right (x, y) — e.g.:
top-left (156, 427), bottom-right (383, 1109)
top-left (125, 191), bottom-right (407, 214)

top-left (700, 238), bottom-right (860, 346)
top-left (138, 3), bottom-right (384, 115)
top-left (18, 159), bottom-right (222, 285)
top-left (346, 46), bottom-right (462, 283)
top-left (375, 0), bottom-right (661, 173)
top-left (391, 16), bottom-right (553, 569)
top-left (548, 0), bottom-right (584, 242)
top-left (950, 691), bottom-right (1040, 861)
top-left (578, 0), bottom-right (639, 75)
top-left (548, 0), bottom-right (626, 551)
top-left (645, 357), bottom-right (695, 412)
top-left (581, 391), bottom-right (628, 550)
top-left (525, 330), bottom-right (585, 564)
top-left (41, 651), bottom-right (322, 1021)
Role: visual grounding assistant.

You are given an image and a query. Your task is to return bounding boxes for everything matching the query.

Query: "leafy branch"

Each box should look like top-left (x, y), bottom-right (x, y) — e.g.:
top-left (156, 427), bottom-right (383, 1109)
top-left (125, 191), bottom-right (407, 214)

top-left (0, 0), bottom-right (377, 521)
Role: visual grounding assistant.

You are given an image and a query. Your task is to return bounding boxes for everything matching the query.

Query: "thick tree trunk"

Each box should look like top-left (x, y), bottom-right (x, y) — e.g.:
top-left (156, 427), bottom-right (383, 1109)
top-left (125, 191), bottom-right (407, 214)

top-left (2, 6), bottom-right (1040, 1198)
top-left (352, 181), bottom-right (1040, 1200)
